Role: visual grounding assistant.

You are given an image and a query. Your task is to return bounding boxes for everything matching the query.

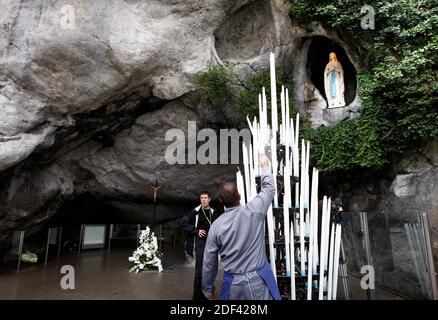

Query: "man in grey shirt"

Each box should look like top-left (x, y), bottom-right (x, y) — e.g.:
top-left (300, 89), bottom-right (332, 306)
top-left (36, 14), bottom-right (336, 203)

top-left (202, 155), bottom-right (281, 300)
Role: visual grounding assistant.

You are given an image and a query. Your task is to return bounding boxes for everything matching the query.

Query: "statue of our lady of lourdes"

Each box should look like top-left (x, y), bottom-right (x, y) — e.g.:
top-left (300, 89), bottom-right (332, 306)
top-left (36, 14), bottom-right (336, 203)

top-left (324, 52), bottom-right (346, 108)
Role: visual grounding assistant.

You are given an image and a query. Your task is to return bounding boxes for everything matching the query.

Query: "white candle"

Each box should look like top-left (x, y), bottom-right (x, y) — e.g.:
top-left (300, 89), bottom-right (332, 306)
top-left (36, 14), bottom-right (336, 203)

top-left (280, 85), bottom-right (285, 144)
top-left (236, 168), bottom-right (246, 204)
top-left (327, 223), bottom-right (335, 300)
top-left (286, 88), bottom-right (290, 147)
top-left (305, 141), bottom-right (310, 208)
top-left (326, 197), bottom-right (332, 267)
top-left (313, 169), bottom-right (319, 274)
top-left (246, 116), bottom-right (256, 191)
top-left (253, 118), bottom-right (259, 176)
top-left (293, 116), bottom-right (300, 210)
top-left (284, 137), bottom-right (291, 277)
top-left (260, 91), bottom-right (264, 146)
top-left (295, 113), bottom-right (299, 152)
top-left (307, 168), bottom-right (317, 300)
top-left (318, 196), bottom-right (328, 300)
top-left (290, 221), bottom-right (296, 300)
top-left (300, 139), bottom-right (305, 276)
top-left (270, 52), bottom-right (278, 132)
top-left (312, 169), bottom-right (319, 288)
top-left (246, 115), bottom-right (253, 133)
top-left (289, 152), bottom-right (293, 204)
top-left (271, 129), bottom-right (278, 207)
top-left (258, 93), bottom-right (263, 134)
top-left (332, 224), bottom-right (342, 300)
top-left (292, 120), bottom-right (295, 156)
top-left (242, 142), bottom-right (251, 202)
top-left (262, 87), bottom-right (268, 146)
top-left (302, 140), bottom-right (309, 238)
top-left (248, 142), bottom-right (257, 198)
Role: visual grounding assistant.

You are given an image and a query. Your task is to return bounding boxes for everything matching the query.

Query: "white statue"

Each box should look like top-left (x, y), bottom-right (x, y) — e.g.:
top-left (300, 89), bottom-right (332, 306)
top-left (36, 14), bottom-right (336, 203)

top-left (324, 52), bottom-right (346, 108)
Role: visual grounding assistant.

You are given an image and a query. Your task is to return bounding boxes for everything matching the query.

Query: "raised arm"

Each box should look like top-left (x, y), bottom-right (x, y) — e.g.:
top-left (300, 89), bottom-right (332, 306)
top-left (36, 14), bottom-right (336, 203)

top-left (202, 226), bottom-right (219, 299)
top-left (246, 155), bottom-right (276, 216)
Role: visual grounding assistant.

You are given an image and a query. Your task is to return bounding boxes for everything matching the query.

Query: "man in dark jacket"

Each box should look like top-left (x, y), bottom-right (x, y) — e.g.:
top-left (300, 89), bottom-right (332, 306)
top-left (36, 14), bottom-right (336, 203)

top-left (180, 191), bottom-right (219, 300)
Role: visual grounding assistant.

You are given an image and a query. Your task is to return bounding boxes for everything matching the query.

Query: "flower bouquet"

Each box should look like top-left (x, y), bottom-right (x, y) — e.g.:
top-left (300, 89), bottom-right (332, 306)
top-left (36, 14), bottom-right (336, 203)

top-left (129, 226), bottom-right (163, 273)
top-left (21, 251), bottom-right (38, 263)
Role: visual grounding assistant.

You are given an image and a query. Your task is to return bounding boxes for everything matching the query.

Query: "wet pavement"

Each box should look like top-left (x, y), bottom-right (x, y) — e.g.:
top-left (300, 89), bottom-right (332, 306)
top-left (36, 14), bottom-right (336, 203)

top-left (0, 245), bottom-right (223, 300)
top-left (0, 245), bottom-right (402, 300)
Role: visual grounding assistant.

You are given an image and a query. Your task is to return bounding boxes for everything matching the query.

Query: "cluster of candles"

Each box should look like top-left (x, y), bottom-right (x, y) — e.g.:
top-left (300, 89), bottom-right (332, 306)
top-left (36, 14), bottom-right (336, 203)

top-left (235, 53), bottom-right (343, 300)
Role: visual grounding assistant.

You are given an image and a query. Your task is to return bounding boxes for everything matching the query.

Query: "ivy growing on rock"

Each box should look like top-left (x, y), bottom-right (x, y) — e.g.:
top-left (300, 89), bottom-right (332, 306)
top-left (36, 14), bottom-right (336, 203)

top-left (195, 63), bottom-right (299, 121)
top-left (194, 62), bottom-right (239, 104)
top-left (290, 0), bottom-right (437, 171)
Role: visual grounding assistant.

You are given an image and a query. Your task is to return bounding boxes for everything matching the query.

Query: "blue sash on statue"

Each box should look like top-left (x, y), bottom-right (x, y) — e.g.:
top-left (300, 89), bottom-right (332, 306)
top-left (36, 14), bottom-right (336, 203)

top-left (330, 70), bottom-right (337, 99)
top-left (220, 260), bottom-right (281, 300)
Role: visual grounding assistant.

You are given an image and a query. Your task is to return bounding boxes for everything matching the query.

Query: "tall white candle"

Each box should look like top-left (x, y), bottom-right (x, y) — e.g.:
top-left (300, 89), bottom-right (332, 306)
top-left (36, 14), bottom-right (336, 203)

top-left (305, 141), bottom-right (310, 208)
top-left (260, 90), bottom-right (265, 146)
top-left (332, 224), bottom-right (342, 300)
top-left (242, 142), bottom-right (251, 202)
top-left (318, 196), bottom-right (328, 300)
top-left (326, 197), bottom-right (332, 264)
top-left (280, 86), bottom-right (285, 144)
top-left (258, 93), bottom-right (263, 134)
top-left (284, 138), bottom-right (291, 277)
top-left (271, 129), bottom-right (278, 207)
top-left (290, 221), bottom-right (296, 300)
top-left (262, 87), bottom-right (268, 145)
top-left (270, 53), bottom-right (278, 132)
top-left (285, 88), bottom-right (290, 147)
top-left (307, 169), bottom-right (315, 300)
top-left (295, 113), bottom-right (299, 152)
top-left (293, 116), bottom-right (300, 210)
top-left (236, 167), bottom-right (246, 204)
top-left (248, 142), bottom-right (257, 198)
top-left (300, 139), bottom-right (305, 276)
top-left (246, 115), bottom-right (253, 134)
top-left (327, 223), bottom-right (335, 300)
top-left (312, 169), bottom-right (319, 274)
top-left (253, 119), bottom-right (259, 176)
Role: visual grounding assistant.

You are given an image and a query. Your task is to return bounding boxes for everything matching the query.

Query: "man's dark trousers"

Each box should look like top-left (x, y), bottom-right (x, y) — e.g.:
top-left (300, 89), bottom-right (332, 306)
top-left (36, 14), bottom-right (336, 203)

top-left (193, 238), bottom-right (208, 300)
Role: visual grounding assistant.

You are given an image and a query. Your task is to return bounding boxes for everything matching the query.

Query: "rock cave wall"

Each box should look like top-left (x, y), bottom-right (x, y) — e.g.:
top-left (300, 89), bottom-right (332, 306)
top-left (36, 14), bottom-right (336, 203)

top-left (0, 0), bottom-right (436, 297)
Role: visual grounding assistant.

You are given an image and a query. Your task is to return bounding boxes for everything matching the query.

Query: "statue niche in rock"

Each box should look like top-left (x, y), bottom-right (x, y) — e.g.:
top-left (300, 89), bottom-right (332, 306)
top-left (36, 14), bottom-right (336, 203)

top-left (324, 52), bottom-right (346, 108)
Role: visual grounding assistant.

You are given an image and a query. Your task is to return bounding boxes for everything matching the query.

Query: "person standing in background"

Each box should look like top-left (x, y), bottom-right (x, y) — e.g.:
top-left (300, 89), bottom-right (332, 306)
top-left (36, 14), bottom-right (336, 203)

top-left (180, 191), bottom-right (219, 300)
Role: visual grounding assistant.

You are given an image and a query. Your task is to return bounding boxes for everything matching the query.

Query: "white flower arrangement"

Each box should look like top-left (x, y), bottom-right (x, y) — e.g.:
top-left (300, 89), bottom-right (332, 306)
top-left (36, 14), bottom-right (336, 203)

top-left (21, 251), bottom-right (38, 263)
top-left (129, 226), bottom-right (163, 273)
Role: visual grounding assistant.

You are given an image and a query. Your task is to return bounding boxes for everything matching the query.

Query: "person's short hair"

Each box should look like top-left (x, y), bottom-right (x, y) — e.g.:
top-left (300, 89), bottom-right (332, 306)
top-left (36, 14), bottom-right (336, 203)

top-left (199, 191), bottom-right (211, 198)
top-left (217, 182), bottom-right (240, 207)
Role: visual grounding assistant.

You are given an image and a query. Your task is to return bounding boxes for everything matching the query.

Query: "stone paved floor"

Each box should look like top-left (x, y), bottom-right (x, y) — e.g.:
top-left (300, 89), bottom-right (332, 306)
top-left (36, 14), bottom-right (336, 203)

top-left (0, 245), bottom-right (403, 300)
top-left (0, 244), bottom-right (220, 300)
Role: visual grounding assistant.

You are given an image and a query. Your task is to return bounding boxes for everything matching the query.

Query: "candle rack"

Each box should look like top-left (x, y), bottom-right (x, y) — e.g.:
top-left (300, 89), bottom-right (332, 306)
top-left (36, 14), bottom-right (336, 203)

top-left (236, 52), bottom-right (344, 300)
